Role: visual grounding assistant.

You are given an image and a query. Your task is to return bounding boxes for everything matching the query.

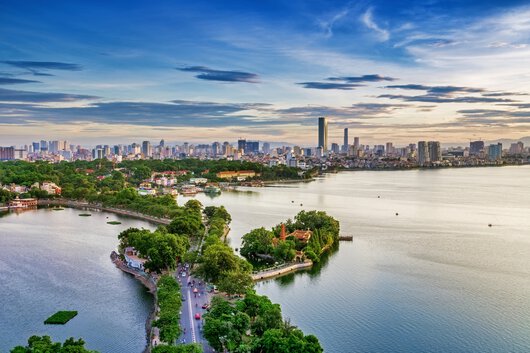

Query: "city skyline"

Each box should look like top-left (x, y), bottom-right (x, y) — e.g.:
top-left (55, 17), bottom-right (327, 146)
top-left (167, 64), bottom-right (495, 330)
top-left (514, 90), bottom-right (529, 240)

top-left (2, 1), bottom-right (530, 145)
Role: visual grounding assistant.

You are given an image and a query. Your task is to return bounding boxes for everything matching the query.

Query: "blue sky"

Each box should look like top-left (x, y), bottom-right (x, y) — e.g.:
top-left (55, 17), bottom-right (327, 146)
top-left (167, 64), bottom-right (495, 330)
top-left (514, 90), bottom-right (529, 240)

top-left (1, 0), bottom-right (530, 146)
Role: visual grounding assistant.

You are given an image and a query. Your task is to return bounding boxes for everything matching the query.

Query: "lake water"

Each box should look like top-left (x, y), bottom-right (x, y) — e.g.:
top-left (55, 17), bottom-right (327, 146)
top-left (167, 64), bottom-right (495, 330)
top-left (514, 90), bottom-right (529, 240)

top-left (0, 208), bottom-right (155, 352)
top-left (2, 166), bottom-right (530, 352)
top-left (193, 166), bottom-right (530, 353)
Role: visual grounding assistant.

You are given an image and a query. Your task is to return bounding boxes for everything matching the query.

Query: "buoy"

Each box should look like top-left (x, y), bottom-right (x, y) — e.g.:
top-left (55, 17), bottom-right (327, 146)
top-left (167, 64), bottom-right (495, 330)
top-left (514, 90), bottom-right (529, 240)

top-left (395, 213), bottom-right (399, 216)
top-left (291, 201), bottom-right (294, 203)
top-left (377, 196), bottom-right (380, 198)
top-left (300, 203), bottom-right (303, 206)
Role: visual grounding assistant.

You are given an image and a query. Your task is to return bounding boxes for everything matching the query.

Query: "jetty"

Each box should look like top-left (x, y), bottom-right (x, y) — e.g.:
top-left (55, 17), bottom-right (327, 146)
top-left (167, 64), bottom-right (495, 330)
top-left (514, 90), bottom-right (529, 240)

top-left (338, 235), bottom-right (353, 241)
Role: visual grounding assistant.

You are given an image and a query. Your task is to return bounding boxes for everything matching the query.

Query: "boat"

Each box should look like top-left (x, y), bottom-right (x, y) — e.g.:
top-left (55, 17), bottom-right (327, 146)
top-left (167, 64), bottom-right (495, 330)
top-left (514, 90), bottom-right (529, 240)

top-left (180, 184), bottom-right (198, 195)
top-left (204, 185), bottom-right (221, 194)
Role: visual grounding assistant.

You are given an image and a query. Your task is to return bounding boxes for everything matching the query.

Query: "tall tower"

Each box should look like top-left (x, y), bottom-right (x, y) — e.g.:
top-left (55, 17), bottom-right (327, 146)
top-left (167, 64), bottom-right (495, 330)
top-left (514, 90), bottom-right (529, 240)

top-left (342, 128), bottom-right (349, 152)
top-left (318, 117), bottom-right (328, 153)
top-left (417, 141), bottom-right (429, 166)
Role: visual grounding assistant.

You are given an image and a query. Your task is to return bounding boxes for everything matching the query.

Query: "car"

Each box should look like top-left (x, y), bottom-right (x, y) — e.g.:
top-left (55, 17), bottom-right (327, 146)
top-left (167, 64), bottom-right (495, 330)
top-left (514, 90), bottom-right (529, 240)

top-left (181, 272), bottom-right (186, 277)
top-left (181, 296), bottom-right (186, 301)
top-left (202, 303), bottom-right (209, 309)
top-left (195, 313), bottom-right (201, 320)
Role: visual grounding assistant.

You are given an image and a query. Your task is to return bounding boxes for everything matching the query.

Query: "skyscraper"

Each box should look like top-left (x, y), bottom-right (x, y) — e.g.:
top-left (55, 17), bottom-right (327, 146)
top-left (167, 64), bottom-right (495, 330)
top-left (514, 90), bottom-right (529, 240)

top-left (142, 140), bottom-right (151, 157)
top-left (488, 143), bottom-right (502, 160)
top-left (342, 128), bottom-right (348, 153)
top-left (245, 141), bottom-right (259, 154)
top-left (318, 117), bottom-right (328, 153)
top-left (417, 141), bottom-right (429, 166)
top-left (262, 142), bottom-right (271, 154)
top-left (428, 141), bottom-right (441, 162)
top-left (470, 140), bottom-right (484, 155)
top-left (237, 139), bottom-right (246, 153)
top-left (353, 137), bottom-right (360, 149)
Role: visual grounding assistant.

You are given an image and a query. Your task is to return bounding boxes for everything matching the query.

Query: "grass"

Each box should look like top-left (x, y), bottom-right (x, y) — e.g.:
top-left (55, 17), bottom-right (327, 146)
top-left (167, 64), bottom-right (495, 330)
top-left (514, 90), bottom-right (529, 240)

top-left (78, 213), bottom-right (92, 216)
top-left (44, 311), bottom-right (78, 324)
top-left (107, 221), bottom-right (122, 225)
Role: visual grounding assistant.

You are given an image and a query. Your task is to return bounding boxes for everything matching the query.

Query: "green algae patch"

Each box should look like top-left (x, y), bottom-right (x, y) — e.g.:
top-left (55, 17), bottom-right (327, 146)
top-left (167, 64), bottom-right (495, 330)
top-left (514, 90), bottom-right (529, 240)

top-left (44, 311), bottom-right (78, 324)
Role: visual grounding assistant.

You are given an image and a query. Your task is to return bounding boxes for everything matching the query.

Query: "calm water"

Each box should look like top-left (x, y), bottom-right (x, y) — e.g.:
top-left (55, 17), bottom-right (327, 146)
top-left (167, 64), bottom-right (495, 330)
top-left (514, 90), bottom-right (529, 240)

top-left (0, 208), bottom-right (155, 352)
top-left (193, 166), bottom-right (530, 353)
top-left (2, 167), bottom-right (529, 353)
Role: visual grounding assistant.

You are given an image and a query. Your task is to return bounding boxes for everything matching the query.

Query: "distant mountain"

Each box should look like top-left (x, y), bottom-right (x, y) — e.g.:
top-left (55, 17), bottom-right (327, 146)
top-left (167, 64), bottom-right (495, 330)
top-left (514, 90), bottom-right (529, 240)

top-left (487, 136), bottom-right (530, 146)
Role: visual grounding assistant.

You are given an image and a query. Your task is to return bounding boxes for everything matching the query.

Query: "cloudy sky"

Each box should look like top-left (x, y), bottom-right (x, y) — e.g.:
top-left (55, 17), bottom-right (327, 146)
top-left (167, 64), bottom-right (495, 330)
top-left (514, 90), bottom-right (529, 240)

top-left (1, 0), bottom-right (530, 146)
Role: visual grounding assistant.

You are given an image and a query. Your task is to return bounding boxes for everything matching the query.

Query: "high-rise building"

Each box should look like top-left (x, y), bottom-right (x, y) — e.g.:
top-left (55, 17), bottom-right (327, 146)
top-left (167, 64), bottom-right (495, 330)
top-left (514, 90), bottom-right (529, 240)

top-left (40, 140), bottom-right (48, 152)
top-left (385, 142), bottom-right (394, 156)
top-left (32, 142), bottom-right (40, 153)
top-left (212, 142), bottom-right (221, 156)
top-left (262, 142), bottom-right (271, 154)
top-left (509, 141), bottom-right (524, 154)
top-left (428, 141), bottom-right (441, 162)
top-left (488, 143), bottom-right (503, 161)
top-left (142, 140), bottom-right (152, 157)
top-left (237, 139), bottom-right (246, 153)
top-left (417, 141), bottom-right (429, 166)
top-left (331, 143), bottom-right (340, 154)
top-left (0, 146), bottom-right (15, 160)
top-left (159, 139), bottom-right (165, 147)
top-left (353, 137), bottom-right (360, 149)
top-left (342, 128), bottom-right (349, 153)
top-left (49, 140), bottom-right (59, 153)
top-left (246, 141), bottom-right (259, 154)
top-left (470, 140), bottom-right (484, 155)
top-left (318, 117), bottom-right (328, 153)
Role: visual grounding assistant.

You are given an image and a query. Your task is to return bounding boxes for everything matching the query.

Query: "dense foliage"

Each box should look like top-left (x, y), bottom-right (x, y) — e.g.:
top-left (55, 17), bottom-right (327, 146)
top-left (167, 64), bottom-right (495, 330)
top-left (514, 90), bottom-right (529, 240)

top-left (118, 227), bottom-right (189, 272)
top-left (151, 344), bottom-right (203, 353)
top-left (241, 210), bottom-right (340, 264)
top-left (153, 275), bottom-right (183, 344)
top-left (203, 291), bottom-right (323, 353)
top-left (192, 205), bottom-right (253, 295)
top-left (10, 336), bottom-right (98, 353)
top-left (0, 159), bottom-right (305, 215)
top-left (167, 200), bottom-right (205, 238)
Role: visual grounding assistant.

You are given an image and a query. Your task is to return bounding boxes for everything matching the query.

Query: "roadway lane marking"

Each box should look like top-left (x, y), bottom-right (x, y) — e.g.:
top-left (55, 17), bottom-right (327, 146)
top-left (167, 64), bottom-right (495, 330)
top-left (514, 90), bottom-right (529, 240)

top-left (187, 278), bottom-right (197, 343)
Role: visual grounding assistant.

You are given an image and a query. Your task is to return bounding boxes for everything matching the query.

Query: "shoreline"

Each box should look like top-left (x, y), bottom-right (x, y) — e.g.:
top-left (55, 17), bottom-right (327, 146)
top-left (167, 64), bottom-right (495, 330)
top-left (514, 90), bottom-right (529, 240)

top-left (252, 261), bottom-right (313, 281)
top-left (37, 199), bottom-right (171, 225)
top-left (110, 251), bottom-right (157, 353)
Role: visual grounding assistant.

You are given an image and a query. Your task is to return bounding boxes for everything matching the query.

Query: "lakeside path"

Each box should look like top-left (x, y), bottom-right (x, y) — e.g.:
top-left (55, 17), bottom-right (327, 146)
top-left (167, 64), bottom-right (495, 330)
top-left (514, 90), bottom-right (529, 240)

top-left (251, 261), bottom-right (313, 281)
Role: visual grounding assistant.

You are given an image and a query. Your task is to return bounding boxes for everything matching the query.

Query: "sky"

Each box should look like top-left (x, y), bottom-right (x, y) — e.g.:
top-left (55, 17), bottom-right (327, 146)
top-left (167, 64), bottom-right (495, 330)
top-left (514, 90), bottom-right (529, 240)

top-left (1, 0), bottom-right (530, 147)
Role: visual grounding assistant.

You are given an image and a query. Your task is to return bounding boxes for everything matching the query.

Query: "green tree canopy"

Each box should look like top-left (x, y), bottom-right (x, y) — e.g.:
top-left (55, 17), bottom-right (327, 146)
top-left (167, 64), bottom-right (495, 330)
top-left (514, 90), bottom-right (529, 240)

top-left (10, 336), bottom-right (98, 353)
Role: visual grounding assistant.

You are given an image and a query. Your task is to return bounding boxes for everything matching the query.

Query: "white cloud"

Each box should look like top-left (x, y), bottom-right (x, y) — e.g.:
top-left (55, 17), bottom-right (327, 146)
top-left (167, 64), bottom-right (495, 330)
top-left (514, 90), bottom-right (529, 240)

top-left (361, 8), bottom-right (389, 42)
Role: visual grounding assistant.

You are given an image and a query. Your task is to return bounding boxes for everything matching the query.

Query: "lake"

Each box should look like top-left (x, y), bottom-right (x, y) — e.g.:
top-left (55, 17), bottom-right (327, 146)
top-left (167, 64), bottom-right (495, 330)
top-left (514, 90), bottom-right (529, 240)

top-left (193, 166), bottom-right (530, 353)
top-left (2, 166), bottom-right (529, 352)
top-left (0, 208), bottom-right (156, 352)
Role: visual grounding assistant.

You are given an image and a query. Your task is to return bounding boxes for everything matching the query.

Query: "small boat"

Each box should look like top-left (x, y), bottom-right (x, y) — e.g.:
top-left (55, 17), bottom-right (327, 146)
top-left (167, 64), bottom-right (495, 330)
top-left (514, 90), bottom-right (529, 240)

top-left (395, 213), bottom-right (399, 216)
top-left (204, 185), bottom-right (221, 194)
top-left (180, 184), bottom-right (198, 195)
top-left (488, 224), bottom-right (492, 227)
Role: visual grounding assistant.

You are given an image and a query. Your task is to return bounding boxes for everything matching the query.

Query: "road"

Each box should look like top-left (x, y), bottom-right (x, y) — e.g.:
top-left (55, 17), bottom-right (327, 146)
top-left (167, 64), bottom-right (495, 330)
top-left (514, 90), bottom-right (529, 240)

top-left (176, 265), bottom-right (216, 353)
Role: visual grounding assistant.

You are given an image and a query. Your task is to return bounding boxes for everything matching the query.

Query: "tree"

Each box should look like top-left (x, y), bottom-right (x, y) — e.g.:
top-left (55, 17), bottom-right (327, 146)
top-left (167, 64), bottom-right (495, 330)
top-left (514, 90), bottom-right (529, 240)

top-left (196, 243), bottom-right (240, 283)
top-left (10, 335), bottom-right (98, 353)
top-left (273, 240), bottom-right (296, 262)
top-left (152, 345), bottom-right (203, 353)
top-left (240, 227), bottom-right (274, 260)
top-left (184, 199), bottom-right (203, 213)
top-left (217, 270), bottom-right (254, 296)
